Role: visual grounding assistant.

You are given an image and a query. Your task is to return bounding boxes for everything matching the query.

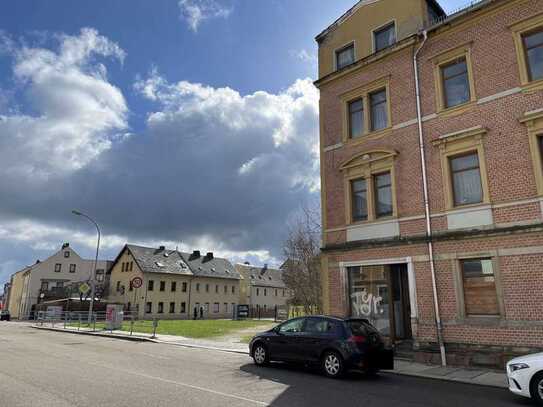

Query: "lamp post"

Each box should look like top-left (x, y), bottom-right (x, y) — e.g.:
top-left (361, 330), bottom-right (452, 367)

top-left (72, 210), bottom-right (100, 324)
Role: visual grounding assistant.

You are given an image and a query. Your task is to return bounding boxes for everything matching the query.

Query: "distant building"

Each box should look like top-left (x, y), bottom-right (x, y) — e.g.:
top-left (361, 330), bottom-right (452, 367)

top-left (236, 263), bottom-right (290, 316)
top-left (107, 244), bottom-right (241, 319)
top-left (6, 243), bottom-right (112, 319)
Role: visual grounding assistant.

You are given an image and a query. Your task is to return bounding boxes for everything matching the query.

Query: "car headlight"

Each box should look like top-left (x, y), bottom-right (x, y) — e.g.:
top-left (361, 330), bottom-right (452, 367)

top-left (509, 363), bottom-right (530, 372)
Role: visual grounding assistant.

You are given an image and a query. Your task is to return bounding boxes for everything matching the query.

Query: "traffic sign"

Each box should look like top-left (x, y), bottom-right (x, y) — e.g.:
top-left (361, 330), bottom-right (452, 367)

top-left (79, 282), bottom-right (90, 294)
top-left (131, 277), bottom-right (143, 289)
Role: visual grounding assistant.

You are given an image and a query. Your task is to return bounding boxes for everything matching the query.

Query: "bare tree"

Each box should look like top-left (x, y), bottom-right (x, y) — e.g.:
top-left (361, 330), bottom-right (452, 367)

top-left (282, 205), bottom-right (322, 315)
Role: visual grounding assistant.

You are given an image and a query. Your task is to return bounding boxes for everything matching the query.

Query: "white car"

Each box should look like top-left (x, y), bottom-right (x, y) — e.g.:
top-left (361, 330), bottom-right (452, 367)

top-left (507, 352), bottom-right (543, 404)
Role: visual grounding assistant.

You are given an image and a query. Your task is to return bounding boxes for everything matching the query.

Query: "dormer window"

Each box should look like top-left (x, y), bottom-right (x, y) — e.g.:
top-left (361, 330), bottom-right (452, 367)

top-left (374, 22), bottom-right (396, 52)
top-left (336, 43), bottom-right (354, 70)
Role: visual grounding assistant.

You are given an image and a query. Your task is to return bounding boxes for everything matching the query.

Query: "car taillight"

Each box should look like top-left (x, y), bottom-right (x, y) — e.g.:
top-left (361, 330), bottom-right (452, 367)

top-left (349, 335), bottom-right (367, 344)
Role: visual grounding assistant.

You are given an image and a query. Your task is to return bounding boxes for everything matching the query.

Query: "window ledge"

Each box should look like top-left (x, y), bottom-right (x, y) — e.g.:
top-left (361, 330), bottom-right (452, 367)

top-left (345, 127), bottom-right (393, 146)
top-left (437, 100), bottom-right (477, 118)
top-left (521, 79), bottom-right (543, 93)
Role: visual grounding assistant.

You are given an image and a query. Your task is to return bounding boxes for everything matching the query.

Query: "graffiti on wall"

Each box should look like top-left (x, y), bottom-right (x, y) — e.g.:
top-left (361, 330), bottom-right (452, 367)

top-left (350, 291), bottom-right (384, 317)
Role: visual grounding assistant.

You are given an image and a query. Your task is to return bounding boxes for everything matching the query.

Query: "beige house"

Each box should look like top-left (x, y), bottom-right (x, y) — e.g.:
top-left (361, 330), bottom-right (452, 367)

top-left (236, 263), bottom-right (289, 316)
top-left (7, 243), bottom-right (111, 319)
top-left (107, 245), bottom-right (241, 319)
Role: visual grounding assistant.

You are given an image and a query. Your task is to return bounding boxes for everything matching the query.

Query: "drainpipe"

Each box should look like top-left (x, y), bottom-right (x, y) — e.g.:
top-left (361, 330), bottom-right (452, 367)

top-left (413, 30), bottom-right (447, 367)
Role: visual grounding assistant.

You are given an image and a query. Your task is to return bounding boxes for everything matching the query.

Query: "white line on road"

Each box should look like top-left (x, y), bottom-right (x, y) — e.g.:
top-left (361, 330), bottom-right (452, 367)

top-left (85, 360), bottom-right (270, 406)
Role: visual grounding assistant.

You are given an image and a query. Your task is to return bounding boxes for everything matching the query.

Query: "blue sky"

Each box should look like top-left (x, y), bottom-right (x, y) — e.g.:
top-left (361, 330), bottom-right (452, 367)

top-left (0, 0), bottom-right (467, 291)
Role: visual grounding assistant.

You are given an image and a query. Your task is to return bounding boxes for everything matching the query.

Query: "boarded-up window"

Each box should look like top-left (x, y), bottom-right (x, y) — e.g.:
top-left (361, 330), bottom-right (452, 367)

top-left (461, 259), bottom-right (499, 316)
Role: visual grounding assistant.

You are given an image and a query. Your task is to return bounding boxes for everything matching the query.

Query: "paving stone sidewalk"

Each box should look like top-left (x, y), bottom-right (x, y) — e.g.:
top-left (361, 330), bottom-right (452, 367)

top-left (33, 325), bottom-right (507, 389)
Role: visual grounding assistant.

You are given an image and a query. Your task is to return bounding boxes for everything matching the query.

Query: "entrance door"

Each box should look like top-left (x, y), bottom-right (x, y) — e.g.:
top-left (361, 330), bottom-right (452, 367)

top-left (390, 264), bottom-right (412, 341)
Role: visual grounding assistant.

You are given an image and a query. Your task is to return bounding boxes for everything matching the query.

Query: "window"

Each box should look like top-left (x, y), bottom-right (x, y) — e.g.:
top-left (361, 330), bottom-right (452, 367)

top-left (231, 286), bottom-right (235, 294)
top-left (351, 178), bottom-right (368, 222)
top-left (169, 302), bottom-right (175, 313)
top-left (196, 283), bottom-right (200, 292)
top-left (116, 281), bottom-right (121, 292)
top-left (441, 57), bottom-right (470, 108)
top-left (64, 251), bottom-right (70, 258)
top-left (129, 280), bottom-right (133, 292)
top-left (374, 172), bottom-right (393, 218)
top-left (171, 281), bottom-right (176, 292)
top-left (148, 280), bottom-right (154, 291)
top-left (54, 263), bottom-right (61, 273)
top-left (180, 302), bottom-right (186, 313)
top-left (304, 318), bottom-right (337, 334)
top-left (213, 303), bottom-right (220, 313)
top-left (41, 281), bottom-right (49, 291)
top-left (336, 43), bottom-right (354, 70)
top-left (122, 262), bottom-right (125, 272)
top-left (523, 29), bottom-right (543, 82)
top-left (224, 285), bottom-right (227, 294)
top-left (96, 269), bottom-right (104, 282)
top-left (374, 22), bottom-right (396, 52)
top-left (224, 303), bottom-right (228, 313)
top-left (129, 261), bottom-right (133, 271)
top-left (158, 302), bottom-right (164, 314)
top-left (278, 318), bottom-right (304, 334)
top-left (205, 303), bottom-right (209, 313)
top-left (461, 259), bottom-right (499, 316)
top-left (370, 89), bottom-right (388, 131)
top-left (206, 284), bottom-right (209, 293)
top-left (182, 282), bottom-right (187, 292)
top-left (283, 289), bottom-right (285, 297)
top-left (215, 285), bottom-right (219, 294)
top-left (264, 288), bottom-right (267, 296)
top-left (275, 289), bottom-right (278, 296)
top-left (160, 281), bottom-right (165, 292)
top-left (450, 153), bottom-right (483, 206)
top-left (256, 288), bottom-right (260, 296)
top-left (69, 264), bottom-right (76, 273)
top-left (145, 302), bottom-right (152, 313)
top-left (56, 281), bottom-right (64, 288)
top-left (348, 99), bottom-right (364, 139)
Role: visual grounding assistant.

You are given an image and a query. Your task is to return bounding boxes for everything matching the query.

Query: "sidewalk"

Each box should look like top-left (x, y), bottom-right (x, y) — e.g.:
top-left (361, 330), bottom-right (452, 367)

top-left (33, 325), bottom-right (507, 389)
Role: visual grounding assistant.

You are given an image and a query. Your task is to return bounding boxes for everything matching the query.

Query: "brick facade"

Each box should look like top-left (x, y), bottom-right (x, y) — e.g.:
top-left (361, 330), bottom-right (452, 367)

top-left (317, 0), bottom-right (543, 368)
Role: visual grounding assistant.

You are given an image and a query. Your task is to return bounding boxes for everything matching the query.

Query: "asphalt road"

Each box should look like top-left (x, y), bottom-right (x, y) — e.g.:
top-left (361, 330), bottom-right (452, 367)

top-left (0, 322), bottom-right (531, 407)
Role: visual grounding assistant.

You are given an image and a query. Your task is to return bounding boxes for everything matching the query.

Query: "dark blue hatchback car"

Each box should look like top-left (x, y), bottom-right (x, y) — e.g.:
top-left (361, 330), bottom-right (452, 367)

top-left (249, 316), bottom-right (393, 378)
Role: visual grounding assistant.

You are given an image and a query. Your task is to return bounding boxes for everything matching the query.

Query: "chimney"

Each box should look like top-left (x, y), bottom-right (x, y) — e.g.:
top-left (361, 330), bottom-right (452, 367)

top-left (62, 242), bottom-right (69, 249)
top-left (158, 245), bottom-right (166, 251)
top-left (189, 250), bottom-right (201, 260)
top-left (244, 261), bottom-right (250, 265)
top-left (204, 252), bottom-right (214, 262)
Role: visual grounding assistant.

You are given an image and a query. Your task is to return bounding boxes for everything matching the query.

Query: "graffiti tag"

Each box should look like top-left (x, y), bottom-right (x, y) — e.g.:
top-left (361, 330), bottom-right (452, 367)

top-left (351, 291), bottom-right (384, 317)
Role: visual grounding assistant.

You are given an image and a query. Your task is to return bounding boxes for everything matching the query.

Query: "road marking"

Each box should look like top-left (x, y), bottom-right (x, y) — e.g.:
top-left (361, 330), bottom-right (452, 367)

top-left (86, 360), bottom-right (270, 406)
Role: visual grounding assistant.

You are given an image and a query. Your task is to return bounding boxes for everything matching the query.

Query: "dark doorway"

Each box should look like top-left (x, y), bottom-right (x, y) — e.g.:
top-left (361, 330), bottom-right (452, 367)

top-left (389, 264), bottom-right (412, 341)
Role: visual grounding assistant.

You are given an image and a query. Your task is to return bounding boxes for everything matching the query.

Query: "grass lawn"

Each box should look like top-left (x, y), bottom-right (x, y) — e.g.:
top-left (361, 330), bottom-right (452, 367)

top-left (72, 319), bottom-right (274, 339)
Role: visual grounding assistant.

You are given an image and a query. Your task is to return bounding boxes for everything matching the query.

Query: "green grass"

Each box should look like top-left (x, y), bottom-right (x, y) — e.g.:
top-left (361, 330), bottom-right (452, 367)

top-left (71, 319), bottom-right (274, 339)
top-left (239, 334), bottom-right (256, 344)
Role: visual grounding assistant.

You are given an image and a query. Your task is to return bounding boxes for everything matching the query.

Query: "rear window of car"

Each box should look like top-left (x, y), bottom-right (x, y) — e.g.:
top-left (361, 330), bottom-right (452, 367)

top-left (347, 320), bottom-right (374, 336)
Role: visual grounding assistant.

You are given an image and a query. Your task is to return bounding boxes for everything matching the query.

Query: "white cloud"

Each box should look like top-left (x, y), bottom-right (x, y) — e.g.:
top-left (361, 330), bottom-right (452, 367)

top-left (0, 28), bottom-right (128, 178)
top-left (290, 49), bottom-right (317, 65)
top-left (178, 0), bottom-right (232, 32)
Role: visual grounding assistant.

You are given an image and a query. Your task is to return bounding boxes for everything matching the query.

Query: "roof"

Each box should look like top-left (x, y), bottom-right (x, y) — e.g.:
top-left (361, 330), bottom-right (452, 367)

top-left (315, 0), bottom-right (446, 42)
top-left (121, 244), bottom-right (240, 280)
top-left (235, 264), bottom-right (286, 288)
top-left (181, 251), bottom-right (240, 280)
top-left (125, 244), bottom-right (192, 276)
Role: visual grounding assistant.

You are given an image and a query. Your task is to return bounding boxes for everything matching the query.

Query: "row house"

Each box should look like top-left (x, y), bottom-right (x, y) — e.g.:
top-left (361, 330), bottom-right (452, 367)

top-left (107, 244), bottom-right (241, 319)
top-left (316, 0), bottom-right (543, 368)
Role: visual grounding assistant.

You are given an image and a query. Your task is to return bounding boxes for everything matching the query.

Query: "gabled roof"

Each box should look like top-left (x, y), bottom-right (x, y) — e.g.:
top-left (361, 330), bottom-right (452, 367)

top-left (315, 0), bottom-right (446, 42)
top-left (125, 244), bottom-right (192, 276)
top-left (235, 264), bottom-right (286, 288)
top-left (182, 252), bottom-right (240, 280)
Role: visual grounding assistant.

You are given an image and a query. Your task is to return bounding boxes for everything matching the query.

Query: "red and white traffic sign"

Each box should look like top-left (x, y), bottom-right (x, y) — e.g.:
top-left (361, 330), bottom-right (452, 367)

top-left (131, 277), bottom-right (143, 289)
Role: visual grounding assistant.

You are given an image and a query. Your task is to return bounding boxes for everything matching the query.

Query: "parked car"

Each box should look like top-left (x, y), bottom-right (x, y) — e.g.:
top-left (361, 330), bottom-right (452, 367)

top-left (507, 352), bottom-right (543, 404)
top-left (0, 310), bottom-right (10, 321)
top-left (249, 316), bottom-right (393, 378)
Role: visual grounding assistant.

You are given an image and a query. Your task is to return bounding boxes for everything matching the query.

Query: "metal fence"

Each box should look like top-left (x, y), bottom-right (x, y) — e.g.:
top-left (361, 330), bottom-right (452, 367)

top-left (33, 311), bottom-right (159, 338)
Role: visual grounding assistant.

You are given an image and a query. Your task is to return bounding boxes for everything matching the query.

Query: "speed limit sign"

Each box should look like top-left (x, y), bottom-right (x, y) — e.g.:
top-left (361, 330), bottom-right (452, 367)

top-left (131, 277), bottom-right (143, 289)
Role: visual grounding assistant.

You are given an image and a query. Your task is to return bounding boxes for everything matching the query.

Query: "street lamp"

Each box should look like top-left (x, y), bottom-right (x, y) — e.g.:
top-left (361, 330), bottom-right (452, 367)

top-left (72, 210), bottom-right (100, 324)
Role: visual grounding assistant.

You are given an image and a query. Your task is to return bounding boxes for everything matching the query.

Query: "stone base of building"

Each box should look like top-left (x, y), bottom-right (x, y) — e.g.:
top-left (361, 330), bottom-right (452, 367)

top-left (408, 341), bottom-right (543, 370)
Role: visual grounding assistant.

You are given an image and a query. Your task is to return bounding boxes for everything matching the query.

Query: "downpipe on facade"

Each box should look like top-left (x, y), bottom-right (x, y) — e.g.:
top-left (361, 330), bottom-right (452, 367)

top-left (413, 30), bottom-right (447, 367)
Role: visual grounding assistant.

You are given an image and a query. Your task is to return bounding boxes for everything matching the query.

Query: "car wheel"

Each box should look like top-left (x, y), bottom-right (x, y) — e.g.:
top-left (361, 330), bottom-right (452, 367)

top-left (530, 372), bottom-right (543, 405)
top-left (252, 343), bottom-right (269, 366)
top-left (322, 351), bottom-right (344, 378)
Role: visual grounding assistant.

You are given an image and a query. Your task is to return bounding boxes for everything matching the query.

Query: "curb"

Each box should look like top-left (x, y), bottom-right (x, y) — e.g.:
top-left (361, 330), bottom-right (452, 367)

top-left (33, 326), bottom-right (507, 389)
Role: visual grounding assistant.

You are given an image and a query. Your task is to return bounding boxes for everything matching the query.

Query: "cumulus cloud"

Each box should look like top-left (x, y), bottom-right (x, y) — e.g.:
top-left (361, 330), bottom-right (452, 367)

top-left (290, 49), bottom-right (317, 65)
top-left (0, 28), bottom-right (128, 178)
top-left (178, 0), bottom-right (232, 32)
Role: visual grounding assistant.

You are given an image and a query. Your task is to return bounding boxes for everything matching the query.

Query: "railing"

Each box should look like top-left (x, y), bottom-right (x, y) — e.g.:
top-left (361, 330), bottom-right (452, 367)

top-left (426, 0), bottom-right (487, 28)
top-left (34, 311), bottom-right (159, 339)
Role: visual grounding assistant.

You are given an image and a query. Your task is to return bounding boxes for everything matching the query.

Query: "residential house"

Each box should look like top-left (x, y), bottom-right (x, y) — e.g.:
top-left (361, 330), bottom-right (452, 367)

top-left (7, 243), bottom-right (112, 319)
top-left (236, 263), bottom-right (289, 316)
top-left (107, 245), bottom-right (241, 319)
top-left (316, 0), bottom-right (543, 368)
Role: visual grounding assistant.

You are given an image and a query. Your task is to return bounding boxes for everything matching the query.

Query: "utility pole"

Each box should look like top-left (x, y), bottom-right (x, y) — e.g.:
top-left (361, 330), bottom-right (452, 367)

top-left (72, 210), bottom-right (100, 325)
